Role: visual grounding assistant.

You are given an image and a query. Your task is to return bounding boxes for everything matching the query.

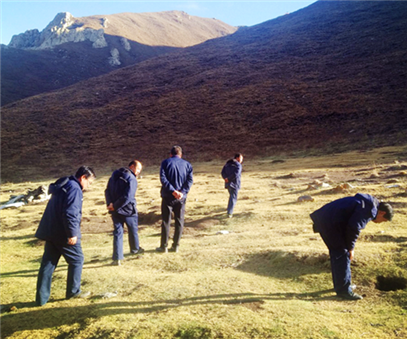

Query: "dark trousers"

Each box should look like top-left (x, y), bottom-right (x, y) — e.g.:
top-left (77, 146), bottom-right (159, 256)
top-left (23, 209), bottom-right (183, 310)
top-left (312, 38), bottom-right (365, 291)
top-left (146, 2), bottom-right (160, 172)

top-left (328, 248), bottom-right (352, 295)
top-left (111, 212), bottom-right (139, 260)
top-left (319, 230), bottom-right (352, 295)
top-left (160, 197), bottom-right (186, 248)
top-left (36, 240), bottom-right (84, 306)
top-left (227, 187), bottom-right (239, 215)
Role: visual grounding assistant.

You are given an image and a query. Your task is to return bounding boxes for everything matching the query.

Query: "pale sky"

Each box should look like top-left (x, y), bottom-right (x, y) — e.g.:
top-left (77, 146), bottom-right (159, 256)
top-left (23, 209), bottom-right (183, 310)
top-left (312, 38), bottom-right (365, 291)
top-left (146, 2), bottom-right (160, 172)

top-left (1, 0), bottom-right (316, 45)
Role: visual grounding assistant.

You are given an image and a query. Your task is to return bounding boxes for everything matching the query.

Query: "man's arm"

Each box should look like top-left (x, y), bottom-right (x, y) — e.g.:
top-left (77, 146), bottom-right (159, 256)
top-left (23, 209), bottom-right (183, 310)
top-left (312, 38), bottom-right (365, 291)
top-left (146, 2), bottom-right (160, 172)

top-left (345, 203), bottom-right (371, 251)
top-left (223, 163), bottom-right (241, 183)
top-left (160, 163), bottom-right (176, 193)
top-left (63, 186), bottom-right (83, 244)
top-left (180, 164), bottom-right (193, 195)
top-left (112, 177), bottom-right (137, 211)
top-left (105, 176), bottom-right (114, 206)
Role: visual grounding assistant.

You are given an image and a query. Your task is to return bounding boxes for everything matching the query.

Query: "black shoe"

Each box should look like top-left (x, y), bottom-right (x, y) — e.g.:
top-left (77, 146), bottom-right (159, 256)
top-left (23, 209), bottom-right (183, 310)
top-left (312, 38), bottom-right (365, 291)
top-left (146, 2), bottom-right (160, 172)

top-left (169, 246), bottom-right (179, 253)
top-left (70, 291), bottom-right (91, 299)
top-left (156, 247), bottom-right (168, 253)
top-left (338, 292), bottom-right (363, 300)
top-left (132, 247), bottom-right (144, 255)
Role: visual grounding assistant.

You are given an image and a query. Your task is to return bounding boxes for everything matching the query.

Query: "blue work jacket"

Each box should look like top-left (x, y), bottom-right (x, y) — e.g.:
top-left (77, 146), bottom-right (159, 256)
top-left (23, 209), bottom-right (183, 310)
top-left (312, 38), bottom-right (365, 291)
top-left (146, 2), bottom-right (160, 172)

top-left (105, 167), bottom-right (138, 216)
top-left (310, 193), bottom-right (379, 250)
top-left (35, 176), bottom-right (83, 242)
top-left (221, 159), bottom-right (242, 190)
top-left (160, 156), bottom-right (193, 199)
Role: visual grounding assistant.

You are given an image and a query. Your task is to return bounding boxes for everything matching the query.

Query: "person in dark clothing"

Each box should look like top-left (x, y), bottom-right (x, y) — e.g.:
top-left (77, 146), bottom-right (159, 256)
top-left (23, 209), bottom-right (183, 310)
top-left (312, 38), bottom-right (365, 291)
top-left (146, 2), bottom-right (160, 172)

top-left (221, 153), bottom-right (243, 217)
top-left (35, 166), bottom-right (96, 306)
top-left (156, 146), bottom-right (193, 253)
top-left (105, 160), bottom-right (143, 266)
top-left (310, 193), bottom-right (393, 300)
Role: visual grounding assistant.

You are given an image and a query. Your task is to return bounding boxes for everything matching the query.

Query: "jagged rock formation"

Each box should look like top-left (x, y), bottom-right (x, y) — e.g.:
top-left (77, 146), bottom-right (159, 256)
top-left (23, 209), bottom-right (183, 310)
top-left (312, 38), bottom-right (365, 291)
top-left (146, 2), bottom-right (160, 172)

top-left (9, 12), bottom-right (108, 49)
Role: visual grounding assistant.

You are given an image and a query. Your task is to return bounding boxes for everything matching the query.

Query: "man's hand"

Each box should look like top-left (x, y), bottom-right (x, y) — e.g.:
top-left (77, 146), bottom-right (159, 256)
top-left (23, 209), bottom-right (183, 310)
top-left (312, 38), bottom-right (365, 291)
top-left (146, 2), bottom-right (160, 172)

top-left (224, 178), bottom-right (229, 183)
top-left (349, 249), bottom-right (354, 261)
top-left (68, 236), bottom-right (78, 245)
top-left (107, 203), bottom-right (114, 212)
top-left (172, 190), bottom-right (184, 200)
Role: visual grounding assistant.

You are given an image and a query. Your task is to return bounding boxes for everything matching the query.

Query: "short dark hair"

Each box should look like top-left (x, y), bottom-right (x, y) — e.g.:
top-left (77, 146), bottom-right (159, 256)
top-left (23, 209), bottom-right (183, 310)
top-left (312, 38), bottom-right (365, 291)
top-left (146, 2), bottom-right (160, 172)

top-left (234, 153), bottom-right (243, 159)
top-left (128, 160), bottom-right (141, 167)
top-left (75, 166), bottom-right (96, 179)
top-left (378, 202), bottom-right (393, 221)
top-left (171, 146), bottom-right (182, 156)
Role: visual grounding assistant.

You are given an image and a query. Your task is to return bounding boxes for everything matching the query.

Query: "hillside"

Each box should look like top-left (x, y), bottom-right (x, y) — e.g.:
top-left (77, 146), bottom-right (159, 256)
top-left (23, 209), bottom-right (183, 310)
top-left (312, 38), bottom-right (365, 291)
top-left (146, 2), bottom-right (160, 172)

top-left (2, 1), bottom-right (407, 182)
top-left (1, 11), bottom-right (237, 105)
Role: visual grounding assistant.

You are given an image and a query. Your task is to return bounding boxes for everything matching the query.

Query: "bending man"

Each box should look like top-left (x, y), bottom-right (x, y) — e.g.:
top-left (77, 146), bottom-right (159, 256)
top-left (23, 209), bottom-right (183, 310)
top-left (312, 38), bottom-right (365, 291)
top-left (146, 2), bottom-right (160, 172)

top-left (310, 193), bottom-right (393, 300)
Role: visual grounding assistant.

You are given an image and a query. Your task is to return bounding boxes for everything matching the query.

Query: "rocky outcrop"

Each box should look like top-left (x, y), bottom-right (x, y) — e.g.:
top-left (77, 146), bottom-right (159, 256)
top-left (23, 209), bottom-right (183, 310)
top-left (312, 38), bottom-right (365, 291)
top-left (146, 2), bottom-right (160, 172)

top-left (120, 37), bottom-right (131, 51)
top-left (8, 29), bottom-right (41, 48)
top-left (108, 48), bottom-right (121, 66)
top-left (9, 12), bottom-right (107, 49)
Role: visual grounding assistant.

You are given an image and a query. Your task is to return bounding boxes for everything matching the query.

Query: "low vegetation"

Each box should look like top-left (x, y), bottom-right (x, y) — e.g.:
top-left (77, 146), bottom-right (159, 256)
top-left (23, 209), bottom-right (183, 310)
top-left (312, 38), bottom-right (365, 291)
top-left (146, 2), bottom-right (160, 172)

top-left (1, 146), bottom-right (406, 338)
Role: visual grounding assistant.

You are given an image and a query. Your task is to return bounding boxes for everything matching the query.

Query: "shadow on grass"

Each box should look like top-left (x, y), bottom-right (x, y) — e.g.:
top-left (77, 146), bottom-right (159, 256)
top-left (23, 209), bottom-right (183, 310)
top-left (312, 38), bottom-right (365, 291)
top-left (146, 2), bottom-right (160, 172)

top-left (360, 235), bottom-right (407, 243)
top-left (139, 210), bottom-right (161, 225)
top-left (1, 234), bottom-right (36, 241)
top-left (0, 290), bottom-right (337, 336)
top-left (236, 250), bottom-right (330, 279)
top-left (1, 256), bottom-right (133, 279)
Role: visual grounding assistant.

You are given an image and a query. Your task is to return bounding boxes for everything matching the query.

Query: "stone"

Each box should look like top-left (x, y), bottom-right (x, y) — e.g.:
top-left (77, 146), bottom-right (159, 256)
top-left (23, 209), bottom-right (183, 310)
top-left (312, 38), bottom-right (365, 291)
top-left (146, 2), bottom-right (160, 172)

top-left (8, 12), bottom-right (108, 50)
top-left (121, 37), bottom-right (131, 51)
top-left (109, 48), bottom-right (121, 66)
top-left (297, 195), bottom-right (314, 202)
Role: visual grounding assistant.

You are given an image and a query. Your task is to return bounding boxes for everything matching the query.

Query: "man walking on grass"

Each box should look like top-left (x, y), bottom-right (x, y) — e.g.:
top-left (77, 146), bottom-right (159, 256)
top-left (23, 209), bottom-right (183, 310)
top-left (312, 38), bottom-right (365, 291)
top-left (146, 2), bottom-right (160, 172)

top-left (221, 153), bottom-right (243, 218)
top-left (310, 193), bottom-right (393, 300)
top-left (156, 146), bottom-right (193, 253)
top-left (105, 160), bottom-right (143, 266)
top-left (35, 166), bottom-right (96, 306)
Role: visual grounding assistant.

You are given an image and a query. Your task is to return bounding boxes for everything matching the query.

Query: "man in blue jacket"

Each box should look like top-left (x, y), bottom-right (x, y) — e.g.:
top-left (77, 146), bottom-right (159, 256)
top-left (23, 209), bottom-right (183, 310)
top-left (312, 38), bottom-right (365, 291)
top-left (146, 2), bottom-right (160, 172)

top-left (221, 153), bottom-right (243, 218)
top-left (310, 193), bottom-right (393, 300)
top-left (105, 160), bottom-right (143, 265)
top-left (35, 166), bottom-right (96, 306)
top-left (156, 146), bottom-right (193, 253)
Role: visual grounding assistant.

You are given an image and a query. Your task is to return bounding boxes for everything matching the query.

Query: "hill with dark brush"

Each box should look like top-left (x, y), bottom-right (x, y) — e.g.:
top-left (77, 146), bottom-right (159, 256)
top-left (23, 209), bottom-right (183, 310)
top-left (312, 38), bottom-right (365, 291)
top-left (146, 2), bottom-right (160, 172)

top-left (2, 1), bottom-right (407, 181)
top-left (1, 11), bottom-right (237, 106)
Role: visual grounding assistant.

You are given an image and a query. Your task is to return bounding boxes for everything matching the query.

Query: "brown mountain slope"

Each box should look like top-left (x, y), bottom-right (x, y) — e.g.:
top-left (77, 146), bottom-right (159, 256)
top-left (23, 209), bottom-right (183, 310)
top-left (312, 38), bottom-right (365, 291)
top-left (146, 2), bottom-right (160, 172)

top-left (1, 11), bottom-right (237, 106)
top-left (2, 1), bottom-right (407, 182)
top-left (80, 11), bottom-right (237, 47)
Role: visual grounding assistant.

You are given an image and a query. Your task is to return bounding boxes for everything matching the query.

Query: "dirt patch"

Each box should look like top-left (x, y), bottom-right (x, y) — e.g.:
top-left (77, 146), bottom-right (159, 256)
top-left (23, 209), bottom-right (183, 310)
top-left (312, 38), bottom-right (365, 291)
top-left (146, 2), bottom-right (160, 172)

top-left (139, 211), bottom-right (161, 225)
top-left (240, 300), bottom-right (265, 312)
top-left (376, 276), bottom-right (407, 291)
top-left (186, 218), bottom-right (220, 229)
top-left (81, 217), bottom-right (112, 234)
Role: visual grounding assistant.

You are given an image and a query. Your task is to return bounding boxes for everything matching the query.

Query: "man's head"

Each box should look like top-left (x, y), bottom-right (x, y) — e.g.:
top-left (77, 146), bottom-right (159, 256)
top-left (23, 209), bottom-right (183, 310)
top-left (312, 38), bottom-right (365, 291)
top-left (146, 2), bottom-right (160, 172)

top-left (234, 153), bottom-right (243, 164)
top-left (129, 160), bottom-right (143, 176)
top-left (171, 146), bottom-right (183, 157)
top-left (75, 166), bottom-right (96, 191)
top-left (373, 202), bottom-right (394, 223)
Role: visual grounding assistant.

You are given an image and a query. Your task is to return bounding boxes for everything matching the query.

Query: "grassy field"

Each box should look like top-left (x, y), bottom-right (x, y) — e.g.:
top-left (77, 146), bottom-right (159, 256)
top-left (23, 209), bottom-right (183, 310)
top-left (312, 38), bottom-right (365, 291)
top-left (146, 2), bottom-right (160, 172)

top-left (1, 146), bottom-right (406, 338)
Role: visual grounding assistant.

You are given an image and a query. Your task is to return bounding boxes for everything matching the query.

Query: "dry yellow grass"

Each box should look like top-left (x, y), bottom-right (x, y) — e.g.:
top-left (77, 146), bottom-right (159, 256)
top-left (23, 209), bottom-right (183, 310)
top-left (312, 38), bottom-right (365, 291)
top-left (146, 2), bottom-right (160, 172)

top-left (1, 146), bottom-right (406, 338)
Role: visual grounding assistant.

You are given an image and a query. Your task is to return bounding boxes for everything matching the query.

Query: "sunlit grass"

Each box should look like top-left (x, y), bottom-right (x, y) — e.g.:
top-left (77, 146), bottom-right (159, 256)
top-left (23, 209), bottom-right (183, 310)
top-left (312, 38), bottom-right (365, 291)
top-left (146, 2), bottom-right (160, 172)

top-left (1, 146), bottom-right (406, 338)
